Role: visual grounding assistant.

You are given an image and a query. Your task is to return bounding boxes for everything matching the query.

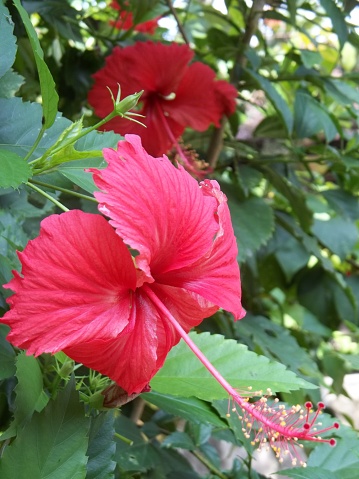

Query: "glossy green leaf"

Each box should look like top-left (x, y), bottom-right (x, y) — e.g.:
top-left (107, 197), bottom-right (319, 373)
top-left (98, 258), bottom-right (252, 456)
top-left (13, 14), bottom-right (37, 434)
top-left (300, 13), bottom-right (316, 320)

top-left (142, 391), bottom-right (227, 427)
top-left (1, 353), bottom-right (48, 440)
top-left (235, 315), bottom-right (320, 380)
top-left (273, 228), bottom-right (310, 281)
top-left (86, 412), bottom-right (116, 479)
top-left (294, 89), bottom-right (338, 141)
top-left (220, 182), bottom-right (275, 262)
top-left (150, 332), bottom-right (315, 400)
top-left (0, 377), bottom-right (90, 479)
top-left (312, 217), bottom-right (358, 259)
top-left (0, 150), bottom-right (32, 188)
top-left (13, 0), bottom-right (59, 128)
top-left (0, 4), bottom-right (17, 78)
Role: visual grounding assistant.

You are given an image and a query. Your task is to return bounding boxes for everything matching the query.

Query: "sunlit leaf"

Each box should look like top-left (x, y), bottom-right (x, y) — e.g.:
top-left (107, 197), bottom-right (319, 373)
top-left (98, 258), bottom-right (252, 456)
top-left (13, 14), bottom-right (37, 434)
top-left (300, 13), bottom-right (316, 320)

top-left (0, 150), bottom-right (32, 188)
top-left (151, 332), bottom-right (315, 400)
top-left (319, 0), bottom-right (348, 49)
top-left (13, 0), bottom-right (59, 128)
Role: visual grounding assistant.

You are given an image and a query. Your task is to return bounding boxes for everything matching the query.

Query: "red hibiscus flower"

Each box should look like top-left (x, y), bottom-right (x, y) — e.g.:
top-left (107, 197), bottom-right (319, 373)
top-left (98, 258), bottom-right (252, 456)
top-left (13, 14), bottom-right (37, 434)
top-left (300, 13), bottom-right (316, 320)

top-left (1, 135), bottom-right (244, 395)
top-left (88, 42), bottom-right (237, 161)
top-left (109, 2), bottom-right (159, 34)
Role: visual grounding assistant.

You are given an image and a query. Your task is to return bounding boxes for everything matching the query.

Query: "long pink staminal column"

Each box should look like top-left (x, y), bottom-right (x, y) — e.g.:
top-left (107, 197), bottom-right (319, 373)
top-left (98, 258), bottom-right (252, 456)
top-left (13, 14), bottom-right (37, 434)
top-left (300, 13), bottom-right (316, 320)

top-left (143, 285), bottom-right (339, 465)
top-left (154, 102), bottom-right (211, 178)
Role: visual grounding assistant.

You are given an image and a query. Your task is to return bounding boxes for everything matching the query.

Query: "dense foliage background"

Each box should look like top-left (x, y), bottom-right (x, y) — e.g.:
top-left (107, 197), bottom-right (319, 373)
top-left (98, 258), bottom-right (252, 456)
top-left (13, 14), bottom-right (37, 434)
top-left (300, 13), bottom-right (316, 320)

top-left (1, 0), bottom-right (359, 478)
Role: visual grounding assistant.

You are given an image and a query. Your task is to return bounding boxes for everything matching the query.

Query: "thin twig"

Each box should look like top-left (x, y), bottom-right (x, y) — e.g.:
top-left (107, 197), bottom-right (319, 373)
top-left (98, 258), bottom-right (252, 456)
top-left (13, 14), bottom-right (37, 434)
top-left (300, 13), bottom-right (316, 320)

top-left (207, 0), bottom-right (267, 169)
top-left (165, 0), bottom-right (190, 44)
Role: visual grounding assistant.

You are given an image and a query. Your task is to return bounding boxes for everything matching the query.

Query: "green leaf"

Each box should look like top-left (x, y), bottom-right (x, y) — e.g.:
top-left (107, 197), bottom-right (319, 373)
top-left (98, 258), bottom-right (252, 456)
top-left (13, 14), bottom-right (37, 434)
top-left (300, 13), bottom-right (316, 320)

top-left (235, 315), bottom-right (321, 380)
top-left (294, 89), bottom-right (338, 141)
top-left (0, 4), bottom-right (17, 78)
top-left (220, 182), bottom-right (275, 262)
top-left (307, 422), bottom-right (359, 478)
top-left (0, 150), bottom-right (32, 188)
top-left (142, 391), bottom-right (227, 427)
top-left (0, 98), bottom-right (119, 167)
top-left (0, 325), bottom-right (16, 380)
top-left (1, 352), bottom-right (48, 440)
top-left (22, 0), bottom-right (84, 43)
top-left (323, 189), bottom-right (359, 221)
top-left (322, 79), bottom-right (359, 106)
top-left (278, 467), bottom-right (340, 479)
top-left (0, 377), bottom-right (90, 479)
top-left (13, 0), bottom-right (59, 128)
top-left (0, 98), bottom-right (71, 160)
top-left (59, 166), bottom-right (101, 194)
top-left (263, 166), bottom-right (313, 231)
top-left (162, 432), bottom-right (195, 450)
top-left (150, 332), bottom-right (315, 400)
top-left (86, 412), bottom-right (116, 479)
top-left (0, 69), bottom-right (24, 99)
top-left (246, 69), bottom-right (293, 134)
top-left (312, 217), bottom-right (358, 259)
top-left (273, 228), bottom-right (310, 281)
top-left (299, 49), bottom-right (322, 68)
top-left (319, 0), bottom-right (348, 49)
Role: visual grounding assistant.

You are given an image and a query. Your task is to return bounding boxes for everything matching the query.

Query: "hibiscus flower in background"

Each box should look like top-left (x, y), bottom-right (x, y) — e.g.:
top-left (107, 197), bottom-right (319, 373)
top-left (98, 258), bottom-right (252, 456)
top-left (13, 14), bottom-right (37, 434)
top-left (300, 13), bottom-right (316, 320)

top-left (109, 1), bottom-right (160, 34)
top-left (87, 41), bottom-right (237, 176)
top-left (1, 135), bottom-right (244, 395)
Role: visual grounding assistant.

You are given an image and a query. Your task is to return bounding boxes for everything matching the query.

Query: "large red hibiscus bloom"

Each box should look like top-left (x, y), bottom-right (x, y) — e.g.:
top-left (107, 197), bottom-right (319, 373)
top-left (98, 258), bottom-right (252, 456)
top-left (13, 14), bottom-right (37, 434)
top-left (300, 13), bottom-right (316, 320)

top-left (1, 135), bottom-right (244, 394)
top-left (88, 42), bottom-right (237, 157)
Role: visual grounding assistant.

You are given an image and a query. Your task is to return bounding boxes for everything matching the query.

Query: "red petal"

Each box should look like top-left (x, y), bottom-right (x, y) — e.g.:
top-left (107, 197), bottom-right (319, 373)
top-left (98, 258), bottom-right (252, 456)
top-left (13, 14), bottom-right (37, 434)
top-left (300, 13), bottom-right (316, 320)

top-left (65, 284), bottom-right (217, 394)
top-left (91, 135), bottom-right (220, 281)
top-left (99, 109), bottom-right (184, 157)
top-left (164, 62), bottom-right (223, 130)
top-left (1, 211), bottom-right (136, 355)
top-left (156, 180), bottom-right (245, 320)
top-left (214, 80), bottom-right (238, 117)
top-left (88, 42), bottom-right (193, 120)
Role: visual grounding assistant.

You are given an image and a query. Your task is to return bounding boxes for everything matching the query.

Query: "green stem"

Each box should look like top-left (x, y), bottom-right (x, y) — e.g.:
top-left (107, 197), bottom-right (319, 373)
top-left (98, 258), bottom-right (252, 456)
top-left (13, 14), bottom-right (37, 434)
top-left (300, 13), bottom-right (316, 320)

top-left (192, 450), bottom-right (227, 479)
top-left (114, 433), bottom-right (133, 446)
top-left (24, 125), bottom-right (46, 162)
top-left (26, 182), bottom-right (69, 212)
top-left (30, 179), bottom-right (97, 203)
top-left (28, 112), bottom-right (117, 166)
